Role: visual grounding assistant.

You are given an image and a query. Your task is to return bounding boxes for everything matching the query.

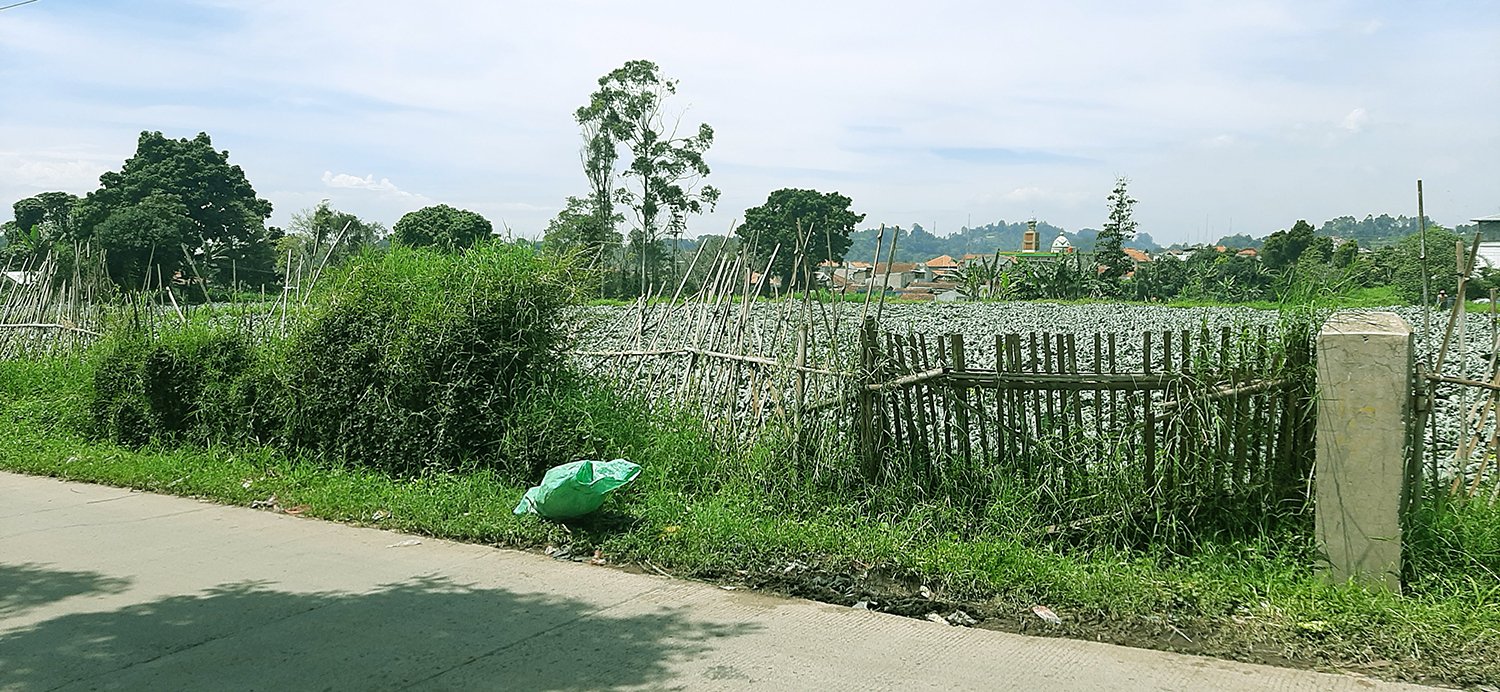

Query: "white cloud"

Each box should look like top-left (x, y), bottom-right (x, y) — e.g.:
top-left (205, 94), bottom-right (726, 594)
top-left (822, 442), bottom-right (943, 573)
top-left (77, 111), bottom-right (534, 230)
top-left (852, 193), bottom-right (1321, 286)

top-left (0, 152), bottom-right (109, 192)
top-left (1340, 108), bottom-right (1369, 133)
top-left (1201, 134), bottom-right (1239, 149)
top-left (321, 171), bottom-right (421, 198)
top-left (2, 1), bottom-right (1497, 239)
top-left (998, 186), bottom-right (1087, 206)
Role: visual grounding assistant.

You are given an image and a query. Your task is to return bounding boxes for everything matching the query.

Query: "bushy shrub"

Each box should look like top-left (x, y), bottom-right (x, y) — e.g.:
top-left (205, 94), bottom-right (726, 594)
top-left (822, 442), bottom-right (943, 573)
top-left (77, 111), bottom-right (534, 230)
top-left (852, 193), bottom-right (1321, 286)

top-left (85, 242), bottom-right (594, 481)
top-left (277, 242), bottom-right (583, 477)
top-left (90, 327), bottom-right (262, 446)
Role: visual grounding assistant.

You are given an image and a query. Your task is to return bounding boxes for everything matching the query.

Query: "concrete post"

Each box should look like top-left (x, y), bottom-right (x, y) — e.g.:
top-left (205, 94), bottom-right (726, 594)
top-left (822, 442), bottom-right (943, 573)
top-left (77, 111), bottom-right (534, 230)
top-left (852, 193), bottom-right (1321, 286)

top-left (1315, 311), bottom-right (1412, 592)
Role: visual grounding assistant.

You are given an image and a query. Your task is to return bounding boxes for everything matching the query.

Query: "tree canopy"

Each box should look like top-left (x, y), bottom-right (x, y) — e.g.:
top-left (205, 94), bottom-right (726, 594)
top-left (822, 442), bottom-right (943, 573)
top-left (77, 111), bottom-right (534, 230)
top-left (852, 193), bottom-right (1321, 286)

top-left (543, 195), bottom-right (622, 261)
top-left (392, 204), bottom-right (493, 251)
top-left (74, 131), bottom-right (276, 288)
top-left (278, 201), bottom-right (387, 284)
top-left (1095, 177), bottom-right (1137, 286)
top-left (575, 60), bottom-right (718, 292)
top-left (735, 188), bottom-right (864, 288)
top-left (1261, 220), bottom-right (1328, 270)
top-left (5, 191), bottom-right (80, 263)
top-left (93, 193), bottom-right (196, 289)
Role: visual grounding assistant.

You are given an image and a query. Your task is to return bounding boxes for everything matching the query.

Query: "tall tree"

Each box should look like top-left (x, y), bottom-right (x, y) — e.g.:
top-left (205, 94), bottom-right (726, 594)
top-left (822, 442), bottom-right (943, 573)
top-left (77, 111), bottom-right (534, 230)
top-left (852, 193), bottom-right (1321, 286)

top-left (575, 60), bottom-right (719, 294)
top-left (543, 195), bottom-right (622, 259)
top-left (735, 188), bottom-right (864, 289)
top-left (579, 119), bottom-right (618, 251)
top-left (6, 191), bottom-right (79, 263)
top-left (93, 193), bottom-right (195, 289)
top-left (1393, 225), bottom-right (1460, 303)
top-left (74, 131), bottom-right (275, 288)
top-left (1261, 220), bottom-right (1319, 270)
top-left (1095, 176), bottom-right (1137, 286)
top-left (392, 204), bottom-right (493, 251)
top-left (1332, 238), bottom-right (1360, 269)
top-left (278, 201), bottom-right (386, 284)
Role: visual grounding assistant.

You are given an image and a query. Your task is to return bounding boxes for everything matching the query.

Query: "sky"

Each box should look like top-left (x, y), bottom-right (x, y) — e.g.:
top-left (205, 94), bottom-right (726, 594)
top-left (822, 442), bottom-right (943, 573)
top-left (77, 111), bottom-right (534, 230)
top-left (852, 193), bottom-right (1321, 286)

top-left (1, 0), bottom-right (1497, 245)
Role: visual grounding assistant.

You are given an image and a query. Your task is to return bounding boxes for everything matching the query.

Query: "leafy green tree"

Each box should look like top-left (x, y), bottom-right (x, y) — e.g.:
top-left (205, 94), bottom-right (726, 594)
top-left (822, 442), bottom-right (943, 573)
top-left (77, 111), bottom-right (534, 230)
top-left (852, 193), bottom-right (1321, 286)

top-left (392, 204), bottom-right (493, 251)
top-left (1095, 177), bottom-right (1136, 288)
top-left (1393, 225), bottom-right (1460, 304)
top-left (543, 195), bottom-right (622, 262)
top-left (1332, 238), bottom-right (1360, 268)
top-left (1350, 246), bottom-right (1397, 287)
top-left (1319, 214), bottom-right (1425, 247)
top-left (1214, 233), bottom-right (1262, 250)
top-left (1131, 258), bottom-right (1188, 301)
top-left (278, 201), bottom-right (385, 285)
top-left (12, 191), bottom-right (80, 244)
top-left (576, 60), bottom-right (719, 293)
top-left (735, 188), bottom-right (865, 289)
top-left (1261, 220), bottom-right (1319, 270)
top-left (1306, 235), bottom-right (1334, 264)
top-left (74, 132), bottom-right (275, 288)
top-left (5, 192), bottom-right (81, 264)
top-left (578, 118), bottom-right (618, 263)
top-left (297, 200), bottom-right (384, 254)
top-left (93, 193), bottom-right (195, 289)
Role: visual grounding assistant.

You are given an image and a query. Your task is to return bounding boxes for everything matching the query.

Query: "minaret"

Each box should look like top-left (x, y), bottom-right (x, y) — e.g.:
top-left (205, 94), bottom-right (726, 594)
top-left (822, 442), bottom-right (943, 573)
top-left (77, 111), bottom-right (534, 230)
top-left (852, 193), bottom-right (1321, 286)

top-left (1022, 218), bottom-right (1038, 253)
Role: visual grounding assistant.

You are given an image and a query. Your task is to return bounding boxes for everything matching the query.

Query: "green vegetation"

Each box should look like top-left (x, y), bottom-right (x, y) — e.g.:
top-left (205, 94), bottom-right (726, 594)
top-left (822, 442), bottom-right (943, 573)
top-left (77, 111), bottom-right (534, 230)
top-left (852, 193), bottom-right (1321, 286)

top-left (75, 131), bottom-right (278, 289)
top-left (574, 59), bottom-right (719, 294)
top-left (0, 239), bottom-right (1495, 685)
top-left (1, 351), bottom-right (1495, 684)
top-left (392, 204), bottom-right (495, 252)
top-left (1094, 176), bottom-right (1137, 292)
top-left (277, 200), bottom-right (388, 285)
top-left (736, 188), bottom-right (866, 289)
top-left (87, 244), bottom-right (594, 481)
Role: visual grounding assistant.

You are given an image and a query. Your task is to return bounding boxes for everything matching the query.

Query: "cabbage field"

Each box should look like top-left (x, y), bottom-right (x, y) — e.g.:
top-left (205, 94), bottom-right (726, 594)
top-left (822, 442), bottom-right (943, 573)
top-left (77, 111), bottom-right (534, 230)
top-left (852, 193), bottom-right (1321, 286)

top-left (575, 301), bottom-right (1496, 478)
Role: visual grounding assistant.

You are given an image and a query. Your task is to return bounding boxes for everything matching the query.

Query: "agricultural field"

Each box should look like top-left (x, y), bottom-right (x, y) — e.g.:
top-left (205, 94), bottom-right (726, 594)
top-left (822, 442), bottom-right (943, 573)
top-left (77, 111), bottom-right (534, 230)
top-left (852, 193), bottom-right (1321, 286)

top-left (577, 300), bottom-right (1493, 470)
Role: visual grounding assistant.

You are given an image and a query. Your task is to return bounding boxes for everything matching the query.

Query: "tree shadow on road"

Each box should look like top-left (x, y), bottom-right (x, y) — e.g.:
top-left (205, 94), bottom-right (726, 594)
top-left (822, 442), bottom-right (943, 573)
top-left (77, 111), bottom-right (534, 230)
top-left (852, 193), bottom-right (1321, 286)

top-left (0, 562), bottom-right (132, 619)
top-left (0, 569), bottom-right (758, 691)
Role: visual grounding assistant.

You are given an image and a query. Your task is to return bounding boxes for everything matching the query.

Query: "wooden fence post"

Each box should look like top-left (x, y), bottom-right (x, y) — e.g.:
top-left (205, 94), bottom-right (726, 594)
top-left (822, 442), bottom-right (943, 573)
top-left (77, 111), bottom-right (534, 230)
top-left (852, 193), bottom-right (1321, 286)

top-left (858, 317), bottom-right (880, 481)
top-left (949, 334), bottom-right (972, 461)
top-left (794, 324), bottom-right (808, 428)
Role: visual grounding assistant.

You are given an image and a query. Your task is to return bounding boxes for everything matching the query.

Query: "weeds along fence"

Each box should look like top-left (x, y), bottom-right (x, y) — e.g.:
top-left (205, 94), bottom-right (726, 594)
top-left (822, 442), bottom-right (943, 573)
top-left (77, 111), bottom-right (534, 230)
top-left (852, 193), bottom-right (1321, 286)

top-left (576, 291), bottom-right (1316, 543)
top-left (1412, 285), bottom-right (1500, 507)
top-left (836, 319), bottom-right (1317, 540)
top-left (1402, 234), bottom-right (1500, 508)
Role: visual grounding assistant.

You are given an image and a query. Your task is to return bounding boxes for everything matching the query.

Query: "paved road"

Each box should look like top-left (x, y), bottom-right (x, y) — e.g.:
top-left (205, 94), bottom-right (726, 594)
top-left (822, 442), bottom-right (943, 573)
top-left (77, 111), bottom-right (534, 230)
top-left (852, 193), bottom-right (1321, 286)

top-left (1, 471), bottom-right (1436, 691)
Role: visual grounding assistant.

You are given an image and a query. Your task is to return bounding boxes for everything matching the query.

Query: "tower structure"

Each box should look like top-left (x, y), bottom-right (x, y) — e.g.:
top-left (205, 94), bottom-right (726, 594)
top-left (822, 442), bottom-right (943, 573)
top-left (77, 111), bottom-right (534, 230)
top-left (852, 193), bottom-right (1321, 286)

top-left (1022, 218), bottom-right (1039, 253)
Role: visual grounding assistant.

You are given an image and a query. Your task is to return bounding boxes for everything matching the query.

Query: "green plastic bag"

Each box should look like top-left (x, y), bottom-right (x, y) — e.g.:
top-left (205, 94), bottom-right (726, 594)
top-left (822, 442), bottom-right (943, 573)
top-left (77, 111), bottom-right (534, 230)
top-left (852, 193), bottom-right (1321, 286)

top-left (513, 459), bottom-right (641, 520)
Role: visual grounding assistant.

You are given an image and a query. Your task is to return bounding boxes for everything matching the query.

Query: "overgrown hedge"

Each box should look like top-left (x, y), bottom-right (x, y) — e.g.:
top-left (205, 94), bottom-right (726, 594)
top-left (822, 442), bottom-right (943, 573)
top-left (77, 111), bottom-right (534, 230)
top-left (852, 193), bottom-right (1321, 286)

top-left (89, 242), bottom-right (613, 479)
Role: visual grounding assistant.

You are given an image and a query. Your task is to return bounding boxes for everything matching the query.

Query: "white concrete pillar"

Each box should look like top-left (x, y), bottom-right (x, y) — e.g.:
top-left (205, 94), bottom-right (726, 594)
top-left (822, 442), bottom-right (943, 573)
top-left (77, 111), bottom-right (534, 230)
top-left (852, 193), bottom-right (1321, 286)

top-left (1315, 311), bottom-right (1412, 593)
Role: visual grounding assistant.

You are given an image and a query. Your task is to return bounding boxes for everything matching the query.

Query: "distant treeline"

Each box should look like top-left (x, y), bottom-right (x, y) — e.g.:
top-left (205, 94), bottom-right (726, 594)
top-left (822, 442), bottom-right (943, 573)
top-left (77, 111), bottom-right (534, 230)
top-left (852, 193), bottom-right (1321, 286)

top-left (833, 214), bottom-right (1468, 265)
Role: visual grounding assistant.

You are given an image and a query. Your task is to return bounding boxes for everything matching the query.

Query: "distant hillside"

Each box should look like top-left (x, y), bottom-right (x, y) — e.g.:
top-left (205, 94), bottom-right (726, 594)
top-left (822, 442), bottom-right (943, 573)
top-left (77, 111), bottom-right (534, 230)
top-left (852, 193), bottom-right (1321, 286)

top-left (676, 213), bottom-right (1461, 263)
top-left (845, 221), bottom-right (1160, 263)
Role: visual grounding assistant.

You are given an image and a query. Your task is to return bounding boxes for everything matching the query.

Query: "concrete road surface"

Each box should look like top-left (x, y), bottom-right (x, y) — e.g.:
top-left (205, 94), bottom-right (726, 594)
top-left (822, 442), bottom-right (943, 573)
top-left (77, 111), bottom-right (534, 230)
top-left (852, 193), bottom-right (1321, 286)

top-left (0, 471), bottom-right (1438, 691)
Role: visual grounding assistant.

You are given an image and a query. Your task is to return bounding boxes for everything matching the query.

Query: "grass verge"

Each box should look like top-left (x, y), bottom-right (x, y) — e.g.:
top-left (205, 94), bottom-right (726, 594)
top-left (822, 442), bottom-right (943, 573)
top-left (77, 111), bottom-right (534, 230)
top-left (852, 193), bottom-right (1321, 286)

top-left (2, 357), bottom-right (1496, 686)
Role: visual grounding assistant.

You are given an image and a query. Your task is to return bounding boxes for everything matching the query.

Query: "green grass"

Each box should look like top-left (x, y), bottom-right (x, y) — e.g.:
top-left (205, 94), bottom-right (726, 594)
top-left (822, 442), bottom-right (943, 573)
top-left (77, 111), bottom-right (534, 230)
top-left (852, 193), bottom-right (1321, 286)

top-left (1, 354), bottom-right (1497, 685)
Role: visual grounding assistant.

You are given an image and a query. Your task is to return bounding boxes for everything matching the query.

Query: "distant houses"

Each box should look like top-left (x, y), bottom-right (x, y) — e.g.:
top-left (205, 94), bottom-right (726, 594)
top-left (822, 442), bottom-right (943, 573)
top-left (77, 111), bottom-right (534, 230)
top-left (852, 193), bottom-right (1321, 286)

top-left (808, 222), bottom-right (1298, 299)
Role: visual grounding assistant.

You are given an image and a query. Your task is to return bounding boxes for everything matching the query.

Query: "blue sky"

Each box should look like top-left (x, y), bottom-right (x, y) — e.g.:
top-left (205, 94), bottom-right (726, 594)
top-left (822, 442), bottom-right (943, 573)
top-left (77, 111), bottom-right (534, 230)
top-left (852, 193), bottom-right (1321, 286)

top-left (1, 0), bottom-right (1497, 244)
